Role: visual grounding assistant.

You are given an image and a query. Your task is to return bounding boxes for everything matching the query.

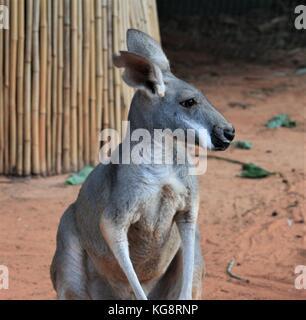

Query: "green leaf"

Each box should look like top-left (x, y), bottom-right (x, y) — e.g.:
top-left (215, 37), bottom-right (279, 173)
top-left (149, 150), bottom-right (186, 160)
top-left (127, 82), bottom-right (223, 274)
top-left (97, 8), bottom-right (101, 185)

top-left (296, 67), bottom-right (306, 76)
top-left (65, 165), bottom-right (94, 185)
top-left (266, 114), bottom-right (296, 128)
top-left (232, 140), bottom-right (252, 149)
top-left (240, 163), bottom-right (272, 179)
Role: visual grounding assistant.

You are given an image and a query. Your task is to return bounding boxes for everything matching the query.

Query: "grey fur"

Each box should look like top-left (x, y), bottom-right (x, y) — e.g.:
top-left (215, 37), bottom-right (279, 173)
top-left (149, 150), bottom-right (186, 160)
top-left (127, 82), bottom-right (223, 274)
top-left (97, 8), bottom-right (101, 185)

top-left (50, 29), bottom-right (234, 300)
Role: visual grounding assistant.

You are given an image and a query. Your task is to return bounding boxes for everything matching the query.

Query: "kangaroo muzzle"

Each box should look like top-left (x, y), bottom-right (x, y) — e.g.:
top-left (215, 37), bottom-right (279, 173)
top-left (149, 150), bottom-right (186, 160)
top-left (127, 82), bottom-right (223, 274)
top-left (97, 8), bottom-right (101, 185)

top-left (211, 124), bottom-right (235, 151)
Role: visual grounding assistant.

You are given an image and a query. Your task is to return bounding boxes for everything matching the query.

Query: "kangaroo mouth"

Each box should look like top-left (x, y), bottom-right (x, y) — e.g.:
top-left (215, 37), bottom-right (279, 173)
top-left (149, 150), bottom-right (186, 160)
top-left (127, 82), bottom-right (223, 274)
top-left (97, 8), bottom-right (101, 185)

top-left (211, 134), bottom-right (231, 151)
top-left (213, 145), bottom-right (230, 151)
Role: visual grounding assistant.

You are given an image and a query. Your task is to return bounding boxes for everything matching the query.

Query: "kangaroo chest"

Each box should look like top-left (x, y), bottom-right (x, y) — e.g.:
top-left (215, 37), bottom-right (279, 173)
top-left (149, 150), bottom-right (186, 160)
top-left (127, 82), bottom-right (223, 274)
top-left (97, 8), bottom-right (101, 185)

top-left (134, 175), bottom-right (188, 236)
top-left (89, 178), bottom-right (188, 288)
top-left (126, 176), bottom-right (189, 279)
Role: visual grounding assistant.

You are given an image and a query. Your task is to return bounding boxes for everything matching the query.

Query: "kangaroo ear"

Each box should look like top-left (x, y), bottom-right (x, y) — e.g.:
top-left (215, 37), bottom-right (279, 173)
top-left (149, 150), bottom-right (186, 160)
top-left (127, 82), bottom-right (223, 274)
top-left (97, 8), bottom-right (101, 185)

top-left (127, 29), bottom-right (170, 72)
top-left (113, 51), bottom-right (165, 97)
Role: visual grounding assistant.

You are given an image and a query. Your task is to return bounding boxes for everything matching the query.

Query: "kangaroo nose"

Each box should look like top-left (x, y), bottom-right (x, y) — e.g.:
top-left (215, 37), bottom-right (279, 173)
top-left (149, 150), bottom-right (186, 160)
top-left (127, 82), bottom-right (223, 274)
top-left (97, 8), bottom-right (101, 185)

top-left (211, 125), bottom-right (235, 151)
top-left (223, 126), bottom-right (235, 141)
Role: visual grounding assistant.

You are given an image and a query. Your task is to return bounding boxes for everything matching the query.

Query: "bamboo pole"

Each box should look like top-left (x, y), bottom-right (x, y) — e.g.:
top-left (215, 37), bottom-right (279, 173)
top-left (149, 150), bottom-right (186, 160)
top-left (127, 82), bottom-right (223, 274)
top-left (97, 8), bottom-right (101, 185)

top-left (46, 0), bottom-right (52, 174)
top-left (120, 0), bottom-right (131, 122)
top-left (126, 0), bottom-right (134, 118)
top-left (77, 0), bottom-right (83, 169)
top-left (95, 0), bottom-right (103, 160)
top-left (107, 0), bottom-right (114, 130)
top-left (0, 0), bottom-right (4, 174)
top-left (119, 0), bottom-right (125, 50)
top-left (3, 0), bottom-right (9, 174)
top-left (131, 0), bottom-right (140, 30)
top-left (140, 0), bottom-right (149, 33)
top-left (63, 0), bottom-right (71, 172)
top-left (150, 0), bottom-right (160, 42)
top-left (39, 0), bottom-right (47, 176)
top-left (89, 0), bottom-right (96, 165)
top-left (56, 0), bottom-right (63, 174)
top-left (129, 0), bottom-right (135, 28)
top-left (113, 0), bottom-right (121, 136)
top-left (16, 0), bottom-right (24, 176)
top-left (51, 0), bottom-right (58, 173)
top-left (148, 0), bottom-right (155, 37)
top-left (126, 0), bottom-right (133, 116)
top-left (31, 0), bottom-right (40, 175)
top-left (24, 0), bottom-right (33, 176)
top-left (9, 0), bottom-right (18, 174)
top-left (83, 0), bottom-right (90, 164)
top-left (102, 0), bottom-right (109, 131)
top-left (70, 0), bottom-right (78, 171)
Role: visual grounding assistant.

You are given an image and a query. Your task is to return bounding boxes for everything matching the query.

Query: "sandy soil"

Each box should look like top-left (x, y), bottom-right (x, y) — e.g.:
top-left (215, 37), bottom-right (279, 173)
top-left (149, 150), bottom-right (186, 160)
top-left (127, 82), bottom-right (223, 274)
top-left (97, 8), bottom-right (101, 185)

top-left (0, 58), bottom-right (305, 300)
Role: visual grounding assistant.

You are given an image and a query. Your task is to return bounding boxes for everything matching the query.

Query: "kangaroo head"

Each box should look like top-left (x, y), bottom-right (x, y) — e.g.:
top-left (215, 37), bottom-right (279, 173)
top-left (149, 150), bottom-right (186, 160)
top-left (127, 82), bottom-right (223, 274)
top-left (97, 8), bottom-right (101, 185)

top-left (113, 29), bottom-right (235, 151)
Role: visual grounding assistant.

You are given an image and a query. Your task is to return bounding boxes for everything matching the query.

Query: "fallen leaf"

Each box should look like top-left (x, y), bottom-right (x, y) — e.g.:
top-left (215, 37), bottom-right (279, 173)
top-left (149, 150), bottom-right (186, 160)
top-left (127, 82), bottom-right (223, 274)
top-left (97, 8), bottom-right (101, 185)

top-left (295, 67), bottom-right (306, 76)
top-left (266, 114), bottom-right (296, 128)
top-left (65, 165), bottom-right (94, 185)
top-left (232, 140), bottom-right (252, 150)
top-left (240, 163), bottom-right (273, 179)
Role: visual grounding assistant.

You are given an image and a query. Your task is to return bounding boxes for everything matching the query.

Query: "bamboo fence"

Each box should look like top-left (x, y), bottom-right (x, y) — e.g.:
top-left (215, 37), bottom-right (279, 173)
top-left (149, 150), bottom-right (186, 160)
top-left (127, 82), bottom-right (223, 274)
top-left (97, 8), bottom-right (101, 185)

top-left (0, 0), bottom-right (160, 176)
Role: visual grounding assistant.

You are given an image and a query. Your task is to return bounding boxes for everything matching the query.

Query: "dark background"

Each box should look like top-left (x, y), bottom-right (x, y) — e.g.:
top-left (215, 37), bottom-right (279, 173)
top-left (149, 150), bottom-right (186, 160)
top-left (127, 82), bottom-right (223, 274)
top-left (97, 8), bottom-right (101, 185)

top-left (157, 0), bottom-right (306, 62)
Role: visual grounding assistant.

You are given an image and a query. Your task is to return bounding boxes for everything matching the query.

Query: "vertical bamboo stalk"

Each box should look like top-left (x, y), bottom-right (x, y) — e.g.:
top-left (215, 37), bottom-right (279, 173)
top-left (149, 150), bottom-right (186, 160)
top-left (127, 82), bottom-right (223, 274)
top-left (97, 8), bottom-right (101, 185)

top-left (39, 0), bottom-right (47, 176)
top-left (113, 0), bottom-right (121, 136)
top-left (95, 0), bottom-right (103, 160)
top-left (107, 0), bottom-right (114, 129)
top-left (51, 0), bottom-right (58, 173)
top-left (130, 0), bottom-right (139, 29)
top-left (140, 0), bottom-right (148, 33)
top-left (70, 0), bottom-right (78, 171)
top-left (150, 0), bottom-right (160, 42)
top-left (119, 0), bottom-right (125, 50)
top-left (140, 0), bottom-right (145, 30)
top-left (126, 0), bottom-right (133, 116)
top-left (132, 0), bottom-right (139, 28)
top-left (124, 0), bottom-right (134, 121)
top-left (148, 0), bottom-right (155, 37)
top-left (16, 0), bottom-right (24, 175)
top-left (56, 0), bottom-right (63, 174)
top-left (120, 0), bottom-right (131, 121)
top-left (24, 0), bottom-right (33, 176)
top-left (9, 0), bottom-right (18, 174)
top-left (89, 0), bottom-right (96, 165)
top-left (83, 0), bottom-right (90, 165)
top-left (32, 0), bottom-right (40, 175)
top-left (129, 0), bottom-right (135, 28)
top-left (63, 0), bottom-right (71, 172)
top-left (46, 0), bottom-right (52, 174)
top-left (139, 0), bottom-right (145, 30)
top-left (3, 0), bottom-right (9, 174)
top-left (102, 0), bottom-right (109, 131)
top-left (77, 0), bottom-right (83, 169)
top-left (0, 0), bottom-right (4, 174)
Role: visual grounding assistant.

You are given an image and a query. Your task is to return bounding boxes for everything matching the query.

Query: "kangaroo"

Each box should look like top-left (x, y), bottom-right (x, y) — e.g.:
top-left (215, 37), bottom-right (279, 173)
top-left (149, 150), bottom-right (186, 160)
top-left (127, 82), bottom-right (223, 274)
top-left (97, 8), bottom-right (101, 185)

top-left (50, 29), bottom-right (235, 300)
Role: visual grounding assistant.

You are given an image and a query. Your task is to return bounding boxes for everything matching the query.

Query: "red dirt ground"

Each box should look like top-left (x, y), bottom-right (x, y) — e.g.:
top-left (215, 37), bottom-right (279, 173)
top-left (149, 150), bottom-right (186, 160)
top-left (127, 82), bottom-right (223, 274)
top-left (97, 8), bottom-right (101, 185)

top-left (0, 57), bottom-right (305, 300)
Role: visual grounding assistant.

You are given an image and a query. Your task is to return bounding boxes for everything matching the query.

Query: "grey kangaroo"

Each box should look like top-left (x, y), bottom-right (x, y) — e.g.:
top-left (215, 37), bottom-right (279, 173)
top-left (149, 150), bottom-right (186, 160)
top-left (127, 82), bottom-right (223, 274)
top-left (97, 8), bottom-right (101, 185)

top-left (50, 29), bottom-right (235, 300)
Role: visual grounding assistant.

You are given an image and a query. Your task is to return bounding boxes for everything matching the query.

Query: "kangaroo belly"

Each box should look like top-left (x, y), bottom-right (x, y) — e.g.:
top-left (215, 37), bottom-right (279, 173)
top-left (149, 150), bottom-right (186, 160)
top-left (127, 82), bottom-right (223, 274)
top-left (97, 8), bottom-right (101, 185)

top-left (128, 220), bottom-right (181, 281)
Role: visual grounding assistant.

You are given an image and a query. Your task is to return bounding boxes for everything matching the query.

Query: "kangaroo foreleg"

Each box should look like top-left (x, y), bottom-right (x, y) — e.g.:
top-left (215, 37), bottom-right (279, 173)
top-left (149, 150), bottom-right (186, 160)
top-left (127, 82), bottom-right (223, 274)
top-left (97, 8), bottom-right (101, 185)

top-left (175, 187), bottom-right (200, 301)
top-left (176, 219), bottom-right (196, 299)
top-left (100, 214), bottom-right (147, 300)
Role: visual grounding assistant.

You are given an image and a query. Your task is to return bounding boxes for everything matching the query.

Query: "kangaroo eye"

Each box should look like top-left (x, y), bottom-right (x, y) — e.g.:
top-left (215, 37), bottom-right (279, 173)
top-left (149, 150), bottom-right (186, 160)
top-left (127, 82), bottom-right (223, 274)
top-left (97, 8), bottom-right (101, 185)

top-left (180, 98), bottom-right (197, 108)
